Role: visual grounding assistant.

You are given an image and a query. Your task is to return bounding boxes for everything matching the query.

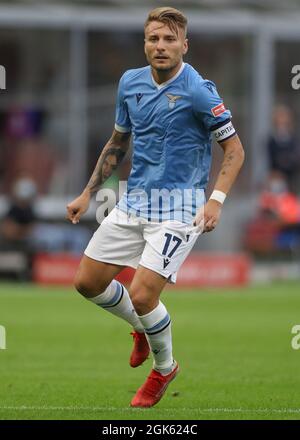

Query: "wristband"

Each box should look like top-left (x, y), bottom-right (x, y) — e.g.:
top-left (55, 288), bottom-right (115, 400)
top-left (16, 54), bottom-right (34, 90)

top-left (209, 190), bottom-right (226, 204)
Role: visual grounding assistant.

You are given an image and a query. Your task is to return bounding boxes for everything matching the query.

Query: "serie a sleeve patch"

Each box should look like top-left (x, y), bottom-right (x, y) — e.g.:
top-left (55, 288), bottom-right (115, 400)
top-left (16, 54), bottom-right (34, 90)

top-left (211, 102), bottom-right (226, 117)
top-left (211, 120), bottom-right (236, 142)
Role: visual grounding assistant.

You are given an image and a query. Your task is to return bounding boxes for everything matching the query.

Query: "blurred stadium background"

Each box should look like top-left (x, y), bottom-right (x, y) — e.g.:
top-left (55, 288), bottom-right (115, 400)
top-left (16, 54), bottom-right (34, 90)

top-left (1, 0), bottom-right (300, 420)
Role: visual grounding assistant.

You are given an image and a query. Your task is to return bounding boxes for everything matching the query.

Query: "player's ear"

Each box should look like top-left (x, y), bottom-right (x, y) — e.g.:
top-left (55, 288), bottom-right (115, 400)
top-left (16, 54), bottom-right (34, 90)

top-left (183, 39), bottom-right (189, 55)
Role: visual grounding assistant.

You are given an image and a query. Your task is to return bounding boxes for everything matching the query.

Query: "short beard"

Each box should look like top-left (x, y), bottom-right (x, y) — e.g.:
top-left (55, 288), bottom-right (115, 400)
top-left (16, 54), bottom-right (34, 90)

top-left (154, 65), bottom-right (172, 72)
top-left (151, 60), bottom-right (179, 72)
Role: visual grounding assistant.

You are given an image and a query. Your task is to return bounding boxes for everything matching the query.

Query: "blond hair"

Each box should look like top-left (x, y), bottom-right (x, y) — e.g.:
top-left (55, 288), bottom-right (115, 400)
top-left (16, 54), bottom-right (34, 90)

top-left (144, 7), bottom-right (187, 36)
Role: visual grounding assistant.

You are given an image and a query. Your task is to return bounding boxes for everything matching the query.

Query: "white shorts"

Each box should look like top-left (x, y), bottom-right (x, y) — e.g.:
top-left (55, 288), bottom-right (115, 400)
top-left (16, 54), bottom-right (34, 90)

top-left (84, 207), bottom-right (201, 283)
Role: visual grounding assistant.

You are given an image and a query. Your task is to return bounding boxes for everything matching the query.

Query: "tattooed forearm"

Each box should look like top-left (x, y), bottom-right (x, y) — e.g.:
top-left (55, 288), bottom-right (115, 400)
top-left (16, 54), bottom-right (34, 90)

top-left (220, 149), bottom-right (236, 176)
top-left (213, 135), bottom-right (245, 195)
top-left (85, 131), bottom-right (130, 195)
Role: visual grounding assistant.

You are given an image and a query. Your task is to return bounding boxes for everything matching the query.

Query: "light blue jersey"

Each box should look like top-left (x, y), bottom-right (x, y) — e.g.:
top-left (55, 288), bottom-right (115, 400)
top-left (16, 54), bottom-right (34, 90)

top-left (114, 62), bottom-right (236, 223)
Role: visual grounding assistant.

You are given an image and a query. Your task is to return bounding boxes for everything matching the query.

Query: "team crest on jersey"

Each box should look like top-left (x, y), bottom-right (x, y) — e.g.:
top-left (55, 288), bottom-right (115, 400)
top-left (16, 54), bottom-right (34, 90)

top-left (165, 93), bottom-right (182, 110)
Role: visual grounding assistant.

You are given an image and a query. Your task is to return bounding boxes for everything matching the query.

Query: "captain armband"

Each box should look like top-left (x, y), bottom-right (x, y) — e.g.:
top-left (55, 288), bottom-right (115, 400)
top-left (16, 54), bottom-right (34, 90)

top-left (211, 120), bottom-right (236, 142)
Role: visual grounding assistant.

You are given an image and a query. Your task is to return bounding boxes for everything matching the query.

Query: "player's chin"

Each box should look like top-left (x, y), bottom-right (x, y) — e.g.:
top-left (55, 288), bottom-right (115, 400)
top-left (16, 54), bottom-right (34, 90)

top-left (151, 60), bottom-right (172, 71)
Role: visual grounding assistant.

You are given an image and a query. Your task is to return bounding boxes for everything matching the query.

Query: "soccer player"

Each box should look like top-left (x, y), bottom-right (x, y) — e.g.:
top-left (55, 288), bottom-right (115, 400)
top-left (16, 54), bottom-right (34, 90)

top-left (66, 7), bottom-right (245, 408)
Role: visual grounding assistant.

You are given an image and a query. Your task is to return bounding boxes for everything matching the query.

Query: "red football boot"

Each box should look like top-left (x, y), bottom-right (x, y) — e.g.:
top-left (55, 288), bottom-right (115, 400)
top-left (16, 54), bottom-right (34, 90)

top-left (130, 363), bottom-right (179, 408)
top-left (129, 331), bottom-right (150, 368)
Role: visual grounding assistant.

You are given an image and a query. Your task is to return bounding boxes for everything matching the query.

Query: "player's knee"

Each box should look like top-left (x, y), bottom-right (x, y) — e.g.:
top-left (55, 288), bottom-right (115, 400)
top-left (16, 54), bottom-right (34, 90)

top-left (74, 276), bottom-right (92, 297)
top-left (130, 287), bottom-right (151, 315)
top-left (74, 273), bottom-right (105, 298)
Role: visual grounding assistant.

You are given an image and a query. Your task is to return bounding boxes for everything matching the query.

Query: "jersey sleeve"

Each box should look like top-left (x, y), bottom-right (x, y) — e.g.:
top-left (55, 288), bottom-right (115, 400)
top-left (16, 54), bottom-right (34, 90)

top-left (193, 80), bottom-right (236, 143)
top-left (114, 73), bottom-right (132, 134)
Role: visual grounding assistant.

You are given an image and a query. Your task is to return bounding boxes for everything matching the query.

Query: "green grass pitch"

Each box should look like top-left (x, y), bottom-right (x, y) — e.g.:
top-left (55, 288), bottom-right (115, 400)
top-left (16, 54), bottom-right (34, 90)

top-left (0, 281), bottom-right (300, 420)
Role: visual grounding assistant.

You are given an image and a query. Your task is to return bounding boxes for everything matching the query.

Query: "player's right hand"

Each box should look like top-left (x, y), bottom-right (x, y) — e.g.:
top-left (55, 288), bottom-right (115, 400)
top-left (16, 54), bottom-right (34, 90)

top-left (66, 191), bottom-right (91, 224)
top-left (193, 199), bottom-right (222, 233)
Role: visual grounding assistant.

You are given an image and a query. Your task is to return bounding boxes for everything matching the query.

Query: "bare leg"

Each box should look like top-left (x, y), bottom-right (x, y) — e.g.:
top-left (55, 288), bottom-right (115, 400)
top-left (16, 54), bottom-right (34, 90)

top-left (74, 255), bottom-right (124, 298)
top-left (129, 265), bottom-right (168, 316)
top-left (74, 255), bottom-right (144, 333)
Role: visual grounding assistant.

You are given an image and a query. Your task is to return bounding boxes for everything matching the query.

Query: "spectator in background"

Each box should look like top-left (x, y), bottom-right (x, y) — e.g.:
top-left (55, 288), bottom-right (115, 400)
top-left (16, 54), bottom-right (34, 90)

top-left (243, 171), bottom-right (300, 256)
top-left (0, 177), bottom-right (37, 247)
top-left (267, 105), bottom-right (300, 194)
top-left (0, 176), bottom-right (91, 255)
top-left (259, 171), bottom-right (300, 225)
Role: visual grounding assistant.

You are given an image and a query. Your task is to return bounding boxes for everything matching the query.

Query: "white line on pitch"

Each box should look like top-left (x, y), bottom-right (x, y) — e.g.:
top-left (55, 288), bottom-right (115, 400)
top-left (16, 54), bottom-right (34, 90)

top-left (0, 406), bottom-right (300, 413)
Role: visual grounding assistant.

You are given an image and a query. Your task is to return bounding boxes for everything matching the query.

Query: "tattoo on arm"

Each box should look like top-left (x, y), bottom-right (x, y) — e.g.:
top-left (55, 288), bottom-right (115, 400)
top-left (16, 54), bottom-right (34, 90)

top-left (214, 136), bottom-right (245, 195)
top-left (220, 149), bottom-right (235, 176)
top-left (86, 135), bottom-right (128, 194)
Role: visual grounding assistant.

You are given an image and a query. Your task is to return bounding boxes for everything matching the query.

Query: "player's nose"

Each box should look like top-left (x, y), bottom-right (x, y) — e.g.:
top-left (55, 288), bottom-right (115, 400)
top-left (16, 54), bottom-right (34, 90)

top-left (155, 39), bottom-right (166, 51)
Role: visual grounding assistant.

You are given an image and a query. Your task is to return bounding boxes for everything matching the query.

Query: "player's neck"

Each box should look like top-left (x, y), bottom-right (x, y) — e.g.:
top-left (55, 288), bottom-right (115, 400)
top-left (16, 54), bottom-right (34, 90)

top-left (151, 62), bottom-right (183, 85)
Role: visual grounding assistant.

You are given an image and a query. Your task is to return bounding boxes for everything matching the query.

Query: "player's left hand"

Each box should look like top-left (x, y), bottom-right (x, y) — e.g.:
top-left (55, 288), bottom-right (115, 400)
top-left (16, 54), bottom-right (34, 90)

top-left (193, 199), bottom-right (222, 233)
